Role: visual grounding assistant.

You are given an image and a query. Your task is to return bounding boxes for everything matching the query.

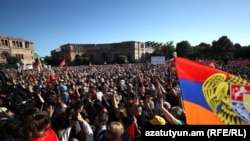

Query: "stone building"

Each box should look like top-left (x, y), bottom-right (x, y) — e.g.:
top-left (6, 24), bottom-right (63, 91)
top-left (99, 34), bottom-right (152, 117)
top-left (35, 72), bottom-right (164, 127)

top-left (0, 35), bottom-right (35, 65)
top-left (51, 41), bottom-right (155, 65)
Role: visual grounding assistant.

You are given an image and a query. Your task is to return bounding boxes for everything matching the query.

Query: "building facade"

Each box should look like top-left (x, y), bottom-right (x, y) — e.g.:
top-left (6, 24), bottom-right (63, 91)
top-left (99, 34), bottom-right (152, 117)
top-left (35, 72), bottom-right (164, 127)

top-left (0, 35), bottom-right (35, 65)
top-left (51, 41), bottom-right (155, 65)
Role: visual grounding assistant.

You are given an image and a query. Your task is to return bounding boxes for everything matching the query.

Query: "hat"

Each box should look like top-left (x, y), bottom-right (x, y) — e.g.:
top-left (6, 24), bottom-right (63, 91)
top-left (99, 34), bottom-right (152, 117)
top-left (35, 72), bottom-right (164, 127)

top-left (60, 85), bottom-right (68, 91)
top-left (149, 115), bottom-right (166, 125)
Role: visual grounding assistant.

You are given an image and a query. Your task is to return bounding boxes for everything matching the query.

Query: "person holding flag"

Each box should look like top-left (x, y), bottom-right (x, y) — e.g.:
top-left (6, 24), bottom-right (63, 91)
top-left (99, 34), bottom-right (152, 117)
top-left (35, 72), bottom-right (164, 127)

top-left (59, 59), bottom-right (66, 67)
top-left (174, 53), bottom-right (250, 125)
top-left (59, 59), bottom-right (68, 72)
top-left (35, 58), bottom-right (43, 73)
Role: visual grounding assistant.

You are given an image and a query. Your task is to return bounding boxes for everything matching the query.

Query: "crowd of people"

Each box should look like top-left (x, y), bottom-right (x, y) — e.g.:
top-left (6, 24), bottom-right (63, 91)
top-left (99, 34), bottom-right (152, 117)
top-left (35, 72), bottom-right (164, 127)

top-left (0, 59), bottom-right (249, 141)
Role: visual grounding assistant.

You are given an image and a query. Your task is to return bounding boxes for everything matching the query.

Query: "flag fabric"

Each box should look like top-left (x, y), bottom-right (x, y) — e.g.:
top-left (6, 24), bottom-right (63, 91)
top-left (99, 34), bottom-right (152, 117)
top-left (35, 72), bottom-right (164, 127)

top-left (46, 73), bottom-right (57, 83)
top-left (35, 58), bottom-right (43, 73)
top-left (175, 57), bottom-right (250, 125)
top-left (116, 122), bottom-right (135, 141)
top-left (59, 59), bottom-right (65, 67)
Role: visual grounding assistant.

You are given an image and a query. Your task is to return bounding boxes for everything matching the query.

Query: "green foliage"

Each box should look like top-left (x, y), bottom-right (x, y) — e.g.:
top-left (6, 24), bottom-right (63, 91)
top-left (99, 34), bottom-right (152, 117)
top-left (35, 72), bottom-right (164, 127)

top-left (176, 41), bottom-right (192, 58)
top-left (6, 56), bottom-right (21, 68)
top-left (151, 41), bottom-right (175, 59)
top-left (150, 36), bottom-right (250, 60)
top-left (7, 56), bottom-right (20, 64)
top-left (115, 55), bottom-right (128, 64)
top-left (43, 56), bottom-right (52, 65)
top-left (130, 59), bottom-right (140, 63)
top-left (82, 56), bottom-right (90, 65)
top-left (211, 36), bottom-right (234, 59)
top-left (74, 54), bottom-right (90, 65)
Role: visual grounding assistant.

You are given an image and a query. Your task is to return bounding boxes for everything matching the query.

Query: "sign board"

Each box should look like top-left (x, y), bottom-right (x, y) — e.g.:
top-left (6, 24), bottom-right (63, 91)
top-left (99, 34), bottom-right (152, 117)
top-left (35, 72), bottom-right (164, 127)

top-left (22, 65), bottom-right (33, 70)
top-left (151, 56), bottom-right (165, 65)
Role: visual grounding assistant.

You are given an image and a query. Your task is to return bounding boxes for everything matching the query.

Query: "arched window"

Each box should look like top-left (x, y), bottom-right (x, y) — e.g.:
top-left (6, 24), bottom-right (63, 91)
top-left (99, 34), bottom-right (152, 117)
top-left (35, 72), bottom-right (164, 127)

top-left (1, 52), bottom-right (9, 59)
top-left (0, 52), bottom-right (9, 63)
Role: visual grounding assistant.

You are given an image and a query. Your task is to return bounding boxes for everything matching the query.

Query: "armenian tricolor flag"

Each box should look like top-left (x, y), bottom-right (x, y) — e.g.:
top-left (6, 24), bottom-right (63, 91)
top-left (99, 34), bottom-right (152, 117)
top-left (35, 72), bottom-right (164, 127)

top-left (175, 57), bottom-right (250, 125)
top-left (116, 122), bottom-right (135, 141)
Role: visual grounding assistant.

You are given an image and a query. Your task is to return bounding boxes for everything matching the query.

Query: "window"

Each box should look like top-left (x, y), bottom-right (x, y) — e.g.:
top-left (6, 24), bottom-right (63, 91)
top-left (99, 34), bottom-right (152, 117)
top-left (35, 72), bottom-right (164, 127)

top-left (12, 41), bottom-right (16, 47)
top-left (16, 41), bottom-right (19, 47)
top-left (15, 54), bottom-right (24, 59)
top-left (5, 40), bottom-right (8, 46)
top-left (1, 39), bottom-right (4, 46)
top-left (25, 41), bottom-right (29, 48)
top-left (19, 42), bottom-right (23, 47)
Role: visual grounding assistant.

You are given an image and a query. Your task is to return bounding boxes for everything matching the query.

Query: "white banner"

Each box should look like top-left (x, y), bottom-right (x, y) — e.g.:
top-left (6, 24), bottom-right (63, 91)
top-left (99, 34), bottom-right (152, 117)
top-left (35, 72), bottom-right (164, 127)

top-left (151, 56), bottom-right (165, 65)
top-left (22, 65), bottom-right (33, 70)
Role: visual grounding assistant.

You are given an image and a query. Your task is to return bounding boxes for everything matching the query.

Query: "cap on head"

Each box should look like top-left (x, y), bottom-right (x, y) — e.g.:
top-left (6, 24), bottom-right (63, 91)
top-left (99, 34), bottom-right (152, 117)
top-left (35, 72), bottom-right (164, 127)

top-left (60, 85), bottom-right (67, 91)
top-left (149, 115), bottom-right (166, 125)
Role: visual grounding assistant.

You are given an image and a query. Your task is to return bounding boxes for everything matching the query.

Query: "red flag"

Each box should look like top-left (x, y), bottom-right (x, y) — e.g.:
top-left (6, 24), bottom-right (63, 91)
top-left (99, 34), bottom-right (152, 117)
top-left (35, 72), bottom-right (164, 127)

top-left (46, 73), bottom-right (57, 83)
top-left (59, 59), bottom-right (65, 67)
top-left (35, 58), bottom-right (43, 73)
top-left (116, 122), bottom-right (135, 141)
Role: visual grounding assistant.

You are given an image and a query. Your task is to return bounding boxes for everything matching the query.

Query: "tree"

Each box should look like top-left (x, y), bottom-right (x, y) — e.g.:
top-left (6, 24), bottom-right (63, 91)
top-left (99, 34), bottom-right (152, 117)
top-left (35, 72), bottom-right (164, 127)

top-left (193, 42), bottom-right (212, 59)
top-left (152, 46), bottom-right (162, 56)
top-left (176, 41), bottom-right (192, 58)
top-left (161, 41), bottom-right (176, 59)
top-left (116, 55), bottom-right (128, 64)
top-left (75, 54), bottom-right (83, 65)
top-left (211, 36), bottom-right (234, 59)
top-left (43, 56), bottom-right (53, 65)
top-left (130, 59), bottom-right (140, 63)
top-left (82, 56), bottom-right (90, 65)
top-left (6, 56), bottom-right (21, 68)
top-left (233, 43), bottom-right (242, 59)
top-left (242, 45), bottom-right (250, 59)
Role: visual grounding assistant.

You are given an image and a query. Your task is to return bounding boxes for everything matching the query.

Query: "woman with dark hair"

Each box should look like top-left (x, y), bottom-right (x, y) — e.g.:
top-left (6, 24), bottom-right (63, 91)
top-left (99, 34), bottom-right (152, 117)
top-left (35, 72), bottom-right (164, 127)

top-left (22, 111), bottom-right (59, 141)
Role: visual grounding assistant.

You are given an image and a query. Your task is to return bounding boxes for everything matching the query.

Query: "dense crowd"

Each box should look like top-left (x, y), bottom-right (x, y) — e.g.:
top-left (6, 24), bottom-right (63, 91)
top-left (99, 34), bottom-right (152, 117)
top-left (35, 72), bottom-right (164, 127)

top-left (0, 60), bottom-right (249, 141)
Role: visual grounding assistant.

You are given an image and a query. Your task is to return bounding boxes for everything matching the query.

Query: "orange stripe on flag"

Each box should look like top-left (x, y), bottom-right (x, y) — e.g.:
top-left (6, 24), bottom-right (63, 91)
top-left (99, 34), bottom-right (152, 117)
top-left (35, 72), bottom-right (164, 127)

top-left (183, 101), bottom-right (224, 125)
